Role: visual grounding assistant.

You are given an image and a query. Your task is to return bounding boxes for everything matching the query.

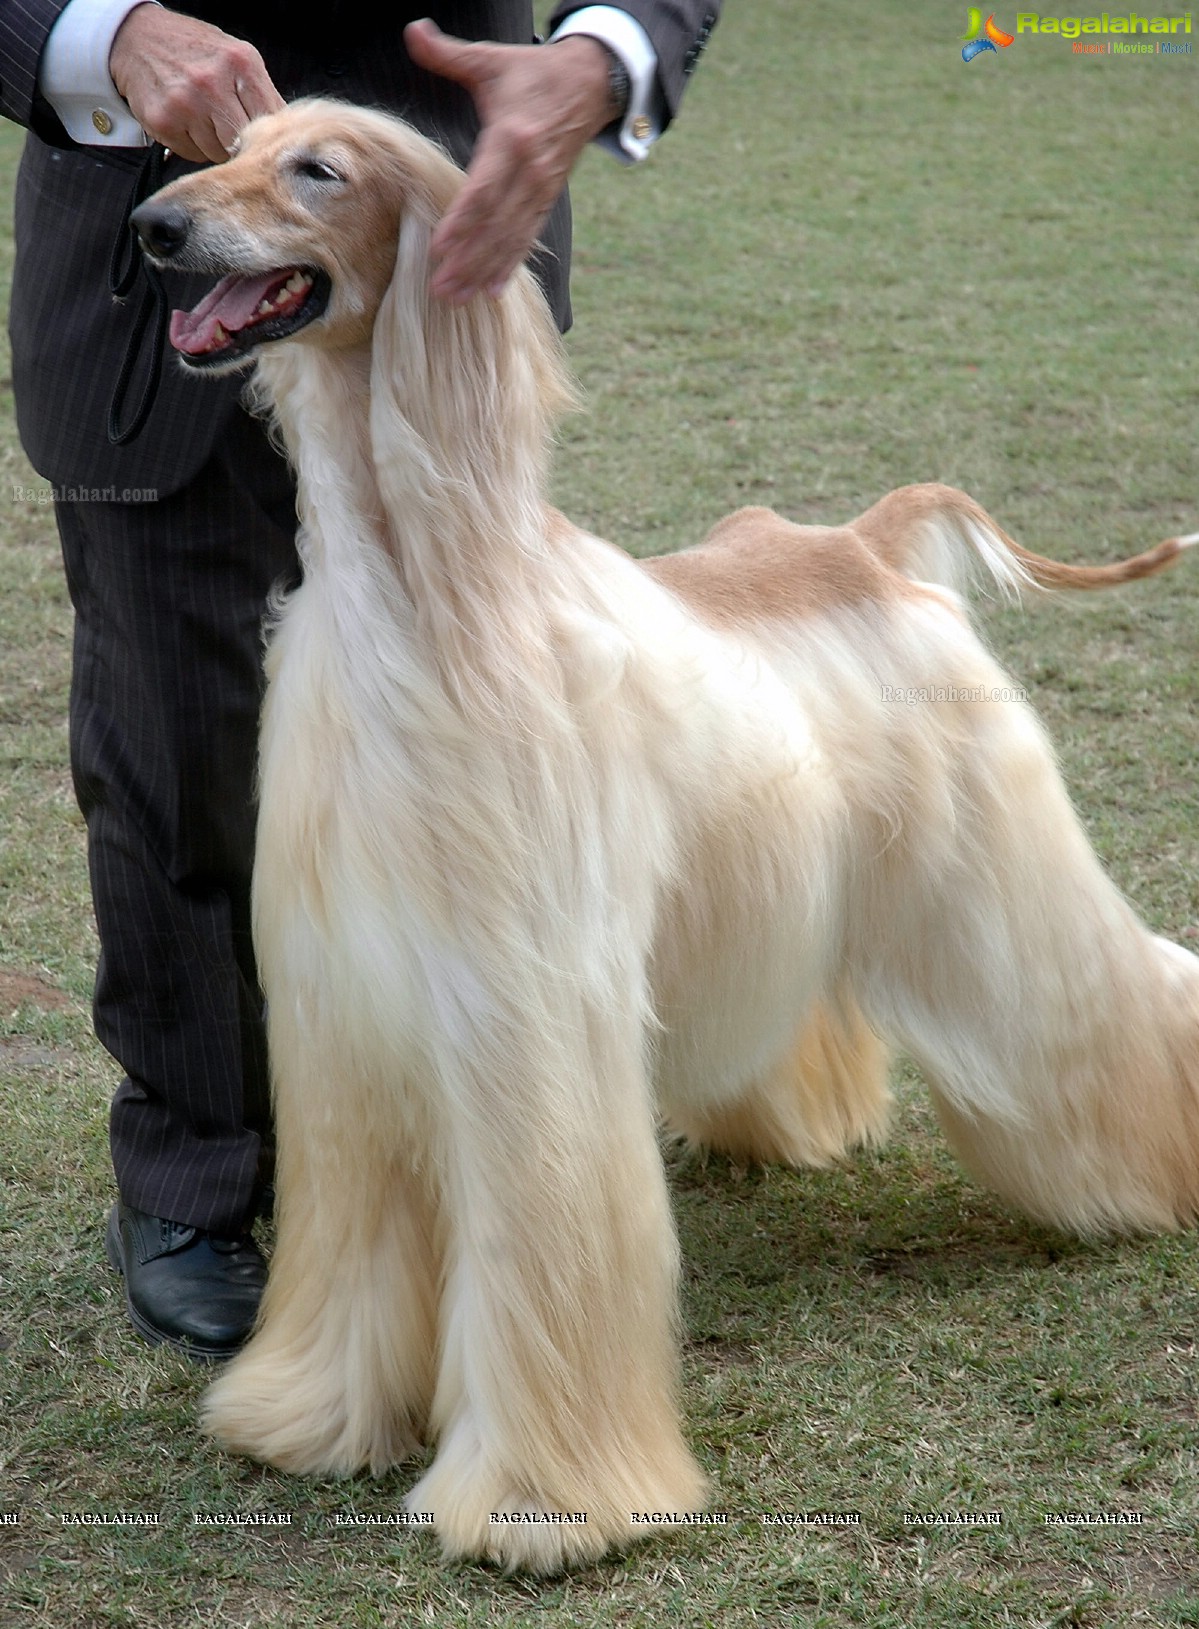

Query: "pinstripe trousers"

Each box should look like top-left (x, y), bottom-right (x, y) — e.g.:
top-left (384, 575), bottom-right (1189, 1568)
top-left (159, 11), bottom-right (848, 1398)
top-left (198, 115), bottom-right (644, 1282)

top-left (55, 407), bottom-right (299, 1236)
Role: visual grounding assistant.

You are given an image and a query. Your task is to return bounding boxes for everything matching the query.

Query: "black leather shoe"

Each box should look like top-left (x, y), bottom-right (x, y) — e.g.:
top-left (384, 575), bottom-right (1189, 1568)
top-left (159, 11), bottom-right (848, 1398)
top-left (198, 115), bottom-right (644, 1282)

top-left (105, 1201), bottom-right (266, 1361)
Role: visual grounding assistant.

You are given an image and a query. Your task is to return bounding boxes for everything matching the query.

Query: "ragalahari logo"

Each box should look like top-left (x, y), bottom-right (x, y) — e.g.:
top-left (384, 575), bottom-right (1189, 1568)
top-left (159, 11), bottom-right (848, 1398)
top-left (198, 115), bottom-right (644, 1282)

top-left (961, 9), bottom-right (1017, 56)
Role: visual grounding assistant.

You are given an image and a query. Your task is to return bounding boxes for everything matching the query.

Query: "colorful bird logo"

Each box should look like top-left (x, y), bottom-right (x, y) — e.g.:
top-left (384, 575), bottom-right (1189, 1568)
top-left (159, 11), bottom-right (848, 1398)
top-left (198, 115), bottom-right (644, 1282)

top-left (961, 10), bottom-right (1016, 59)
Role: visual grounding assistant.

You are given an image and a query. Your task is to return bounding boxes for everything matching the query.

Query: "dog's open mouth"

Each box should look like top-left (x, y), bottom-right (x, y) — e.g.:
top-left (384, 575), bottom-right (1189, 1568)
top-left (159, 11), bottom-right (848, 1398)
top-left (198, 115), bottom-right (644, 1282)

top-left (169, 266), bottom-right (331, 367)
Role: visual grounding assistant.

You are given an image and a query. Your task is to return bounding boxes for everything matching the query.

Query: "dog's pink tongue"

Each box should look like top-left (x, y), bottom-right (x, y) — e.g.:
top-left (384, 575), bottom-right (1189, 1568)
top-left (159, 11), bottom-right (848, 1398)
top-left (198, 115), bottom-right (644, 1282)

top-left (169, 271), bottom-right (288, 354)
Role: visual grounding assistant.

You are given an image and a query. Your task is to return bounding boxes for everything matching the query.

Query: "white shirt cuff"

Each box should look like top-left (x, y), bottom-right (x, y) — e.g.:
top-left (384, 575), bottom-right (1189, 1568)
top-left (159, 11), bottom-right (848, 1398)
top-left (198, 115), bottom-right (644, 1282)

top-left (548, 6), bottom-right (663, 163)
top-left (40, 0), bottom-right (156, 147)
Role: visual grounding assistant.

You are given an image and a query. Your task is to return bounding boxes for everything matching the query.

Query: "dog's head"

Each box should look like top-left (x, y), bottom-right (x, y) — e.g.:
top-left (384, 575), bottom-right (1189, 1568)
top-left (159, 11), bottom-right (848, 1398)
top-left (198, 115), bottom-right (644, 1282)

top-left (131, 98), bottom-right (463, 372)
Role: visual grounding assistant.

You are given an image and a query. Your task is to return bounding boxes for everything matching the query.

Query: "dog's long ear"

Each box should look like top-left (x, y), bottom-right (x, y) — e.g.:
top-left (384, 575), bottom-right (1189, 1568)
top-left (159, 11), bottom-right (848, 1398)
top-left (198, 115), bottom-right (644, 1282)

top-left (364, 138), bottom-right (580, 720)
top-left (366, 149), bottom-right (574, 524)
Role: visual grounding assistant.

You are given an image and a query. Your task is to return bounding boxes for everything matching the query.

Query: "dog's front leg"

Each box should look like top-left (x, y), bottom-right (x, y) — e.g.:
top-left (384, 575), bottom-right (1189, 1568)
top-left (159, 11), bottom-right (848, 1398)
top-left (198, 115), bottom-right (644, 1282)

top-left (405, 980), bottom-right (707, 1574)
top-left (202, 1000), bottom-right (441, 1477)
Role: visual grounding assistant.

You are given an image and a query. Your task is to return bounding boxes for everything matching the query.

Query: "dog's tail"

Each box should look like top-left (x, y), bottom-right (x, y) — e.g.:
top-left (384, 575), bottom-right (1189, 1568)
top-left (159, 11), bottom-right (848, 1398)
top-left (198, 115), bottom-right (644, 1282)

top-left (853, 482), bottom-right (1198, 602)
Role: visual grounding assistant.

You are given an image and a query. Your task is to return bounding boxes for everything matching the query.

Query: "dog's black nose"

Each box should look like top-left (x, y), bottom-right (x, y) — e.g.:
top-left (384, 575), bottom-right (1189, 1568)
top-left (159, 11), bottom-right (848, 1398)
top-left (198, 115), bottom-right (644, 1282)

top-left (129, 201), bottom-right (191, 259)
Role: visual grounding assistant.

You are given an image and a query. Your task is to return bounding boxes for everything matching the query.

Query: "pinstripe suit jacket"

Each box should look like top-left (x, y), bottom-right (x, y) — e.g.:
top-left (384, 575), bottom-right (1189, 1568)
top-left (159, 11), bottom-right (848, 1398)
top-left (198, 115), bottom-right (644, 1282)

top-left (0, 1), bottom-right (719, 496)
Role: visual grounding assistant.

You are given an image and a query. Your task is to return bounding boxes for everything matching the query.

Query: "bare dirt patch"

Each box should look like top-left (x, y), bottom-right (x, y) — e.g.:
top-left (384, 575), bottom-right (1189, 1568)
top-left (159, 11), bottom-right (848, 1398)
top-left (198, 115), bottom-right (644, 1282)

top-left (0, 969), bottom-right (73, 1016)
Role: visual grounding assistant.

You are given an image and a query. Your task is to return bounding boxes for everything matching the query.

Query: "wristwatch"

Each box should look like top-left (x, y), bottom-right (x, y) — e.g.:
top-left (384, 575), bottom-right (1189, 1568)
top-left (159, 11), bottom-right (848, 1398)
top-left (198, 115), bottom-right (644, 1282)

top-left (600, 43), bottom-right (631, 122)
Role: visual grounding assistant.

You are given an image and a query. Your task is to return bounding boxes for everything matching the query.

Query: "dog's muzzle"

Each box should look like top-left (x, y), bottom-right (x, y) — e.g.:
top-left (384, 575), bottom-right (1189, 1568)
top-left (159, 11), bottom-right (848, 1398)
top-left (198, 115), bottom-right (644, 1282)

top-left (128, 200), bottom-right (331, 370)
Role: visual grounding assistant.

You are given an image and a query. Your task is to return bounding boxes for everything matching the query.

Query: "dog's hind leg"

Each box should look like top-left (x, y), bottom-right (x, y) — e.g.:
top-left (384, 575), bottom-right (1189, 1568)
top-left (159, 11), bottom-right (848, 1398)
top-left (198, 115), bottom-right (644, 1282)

top-left (850, 626), bottom-right (1199, 1236)
top-left (403, 988), bottom-right (707, 1574)
top-left (663, 998), bottom-right (892, 1167)
top-left (202, 1007), bottom-right (440, 1477)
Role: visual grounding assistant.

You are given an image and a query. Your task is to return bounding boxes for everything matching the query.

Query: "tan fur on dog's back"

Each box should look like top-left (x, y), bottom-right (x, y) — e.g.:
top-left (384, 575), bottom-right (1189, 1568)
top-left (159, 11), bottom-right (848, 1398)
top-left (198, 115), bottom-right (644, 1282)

top-left (646, 483), bottom-right (1195, 628)
top-left (645, 508), bottom-right (918, 625)
top-left (136, 99), bottom-right (1199, 1577)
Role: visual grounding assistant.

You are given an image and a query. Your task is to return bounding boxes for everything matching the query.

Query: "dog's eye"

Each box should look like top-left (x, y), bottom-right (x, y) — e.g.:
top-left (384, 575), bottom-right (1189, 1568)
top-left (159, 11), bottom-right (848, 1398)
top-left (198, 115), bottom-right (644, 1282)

top-left (294, 157), bottom-right (345, 184)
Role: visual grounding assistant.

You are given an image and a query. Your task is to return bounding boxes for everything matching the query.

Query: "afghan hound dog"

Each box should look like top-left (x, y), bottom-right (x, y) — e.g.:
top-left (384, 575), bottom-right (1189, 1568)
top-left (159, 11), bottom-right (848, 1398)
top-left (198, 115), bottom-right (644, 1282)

top-left (132, 99), bottom-right (1199, 1573)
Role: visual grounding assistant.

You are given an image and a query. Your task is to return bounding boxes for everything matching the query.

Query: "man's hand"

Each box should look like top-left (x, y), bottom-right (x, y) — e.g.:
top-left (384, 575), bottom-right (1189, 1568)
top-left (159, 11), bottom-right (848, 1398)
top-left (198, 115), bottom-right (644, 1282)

top-left (404, 18), bottom-right (616, 304)
top-left (110, 3), bottom-right (285, 163)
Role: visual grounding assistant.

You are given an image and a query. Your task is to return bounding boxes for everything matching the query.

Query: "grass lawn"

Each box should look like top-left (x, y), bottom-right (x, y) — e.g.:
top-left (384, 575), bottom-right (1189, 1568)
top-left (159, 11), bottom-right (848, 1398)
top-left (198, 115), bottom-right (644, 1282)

top-left (2, 3), bottom-right (1197, 1624)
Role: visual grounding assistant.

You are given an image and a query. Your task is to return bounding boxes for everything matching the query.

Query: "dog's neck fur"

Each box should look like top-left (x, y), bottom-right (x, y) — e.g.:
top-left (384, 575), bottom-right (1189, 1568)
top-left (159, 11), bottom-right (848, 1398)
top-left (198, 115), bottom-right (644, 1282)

top-left (254, 243), bottom-right (579, 721)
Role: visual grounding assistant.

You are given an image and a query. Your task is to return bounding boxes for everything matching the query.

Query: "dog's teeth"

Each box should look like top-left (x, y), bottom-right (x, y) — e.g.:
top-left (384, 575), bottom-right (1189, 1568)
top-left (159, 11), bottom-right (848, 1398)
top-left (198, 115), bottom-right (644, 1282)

top-left (286, 271), bottom-right (310, 293)
top-left (212, 322), bottom-right (228, 344)
top-left (258, 299), bottom-right (273, 315)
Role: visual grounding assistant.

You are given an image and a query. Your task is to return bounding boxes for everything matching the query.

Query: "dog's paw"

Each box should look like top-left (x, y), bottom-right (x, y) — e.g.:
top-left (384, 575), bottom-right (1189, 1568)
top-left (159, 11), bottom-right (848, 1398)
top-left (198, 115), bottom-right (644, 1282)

top-left (405, 1433), bottom-right (710, 1574)
top-left (203, 1345), bottom-right (422, 1477)
top-left (403, 1474), bottom-right (615, 1574)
